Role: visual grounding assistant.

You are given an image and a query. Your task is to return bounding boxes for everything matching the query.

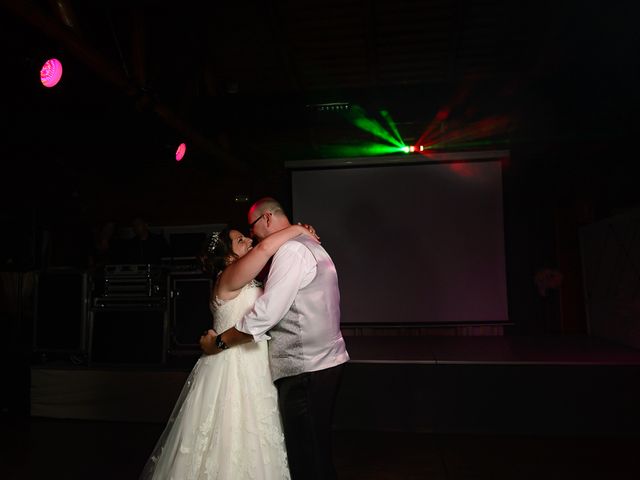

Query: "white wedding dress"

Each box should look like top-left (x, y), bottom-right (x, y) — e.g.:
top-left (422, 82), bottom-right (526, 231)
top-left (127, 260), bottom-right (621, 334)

top-left (140, 281), bottom-right (290, 479)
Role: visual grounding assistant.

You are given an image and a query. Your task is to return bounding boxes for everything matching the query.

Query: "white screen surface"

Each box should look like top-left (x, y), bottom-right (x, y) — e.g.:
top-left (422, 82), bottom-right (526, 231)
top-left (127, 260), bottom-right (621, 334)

top-left (291, 157), bottom-right (509, 325)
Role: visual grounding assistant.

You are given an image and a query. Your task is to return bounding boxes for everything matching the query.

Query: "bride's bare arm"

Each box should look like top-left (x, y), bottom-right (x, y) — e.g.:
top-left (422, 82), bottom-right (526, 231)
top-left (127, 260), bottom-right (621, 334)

top-left (200, 327), bottom-right (250, 354)
top-left (218, 224), bottom-right (314, 294)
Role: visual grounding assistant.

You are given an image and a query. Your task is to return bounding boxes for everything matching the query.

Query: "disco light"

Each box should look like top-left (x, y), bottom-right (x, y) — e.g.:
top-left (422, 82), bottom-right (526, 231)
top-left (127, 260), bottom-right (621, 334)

top-left (175, 143), bottom-right (186, 161)
top-left (40, 58), bottom-right (63, 88)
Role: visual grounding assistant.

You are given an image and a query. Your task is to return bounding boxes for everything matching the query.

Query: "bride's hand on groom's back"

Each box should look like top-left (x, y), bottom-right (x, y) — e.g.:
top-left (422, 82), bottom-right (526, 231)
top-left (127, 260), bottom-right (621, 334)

top-left (297, 222), bottom-right (320, 242)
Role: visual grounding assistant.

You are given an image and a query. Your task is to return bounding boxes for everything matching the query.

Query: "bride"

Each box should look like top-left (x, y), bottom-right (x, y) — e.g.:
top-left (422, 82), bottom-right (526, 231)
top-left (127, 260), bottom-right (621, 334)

top-left (140, 223), bottom-right (318, 479)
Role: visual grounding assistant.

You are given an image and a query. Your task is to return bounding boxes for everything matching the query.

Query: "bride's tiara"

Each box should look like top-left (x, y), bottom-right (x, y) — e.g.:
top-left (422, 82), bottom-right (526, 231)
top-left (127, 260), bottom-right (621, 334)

top-left (208, 231), bottom-right (221, 254)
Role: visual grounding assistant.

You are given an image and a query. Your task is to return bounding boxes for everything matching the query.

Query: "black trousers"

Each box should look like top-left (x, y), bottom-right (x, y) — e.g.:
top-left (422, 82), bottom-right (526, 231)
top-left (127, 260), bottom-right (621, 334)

top-left (275, 364), bottom-right (344, 480)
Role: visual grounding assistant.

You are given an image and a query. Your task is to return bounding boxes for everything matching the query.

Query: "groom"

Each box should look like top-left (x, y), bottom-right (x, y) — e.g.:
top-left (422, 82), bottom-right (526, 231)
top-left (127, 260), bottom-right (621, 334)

top-left (200, 197), bottom-right (349, 480)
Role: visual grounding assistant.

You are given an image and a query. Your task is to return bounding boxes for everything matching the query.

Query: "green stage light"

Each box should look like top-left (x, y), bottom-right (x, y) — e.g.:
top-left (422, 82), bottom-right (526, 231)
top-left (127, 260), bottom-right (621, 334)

top-left (319, 143), bottom-right (407, 157)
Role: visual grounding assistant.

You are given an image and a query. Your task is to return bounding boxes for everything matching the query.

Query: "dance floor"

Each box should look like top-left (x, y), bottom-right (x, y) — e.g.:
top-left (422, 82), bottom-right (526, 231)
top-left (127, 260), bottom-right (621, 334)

top-left (13, 335), bottom-right (640, 478)
top-left (3, 416), bottom-right (639, 479)
top-left (30, 335), bottom-right (640, 433)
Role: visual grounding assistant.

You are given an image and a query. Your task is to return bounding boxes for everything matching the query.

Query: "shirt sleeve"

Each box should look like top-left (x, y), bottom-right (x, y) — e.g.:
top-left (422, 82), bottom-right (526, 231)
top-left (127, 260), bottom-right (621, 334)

top-left (236, 240), bottom-right (316, 341)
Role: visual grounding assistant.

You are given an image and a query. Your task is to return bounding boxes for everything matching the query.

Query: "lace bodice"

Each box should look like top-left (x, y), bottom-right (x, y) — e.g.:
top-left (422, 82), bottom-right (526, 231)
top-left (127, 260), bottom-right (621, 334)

top-left (209, 280), bottom-right (262, 332)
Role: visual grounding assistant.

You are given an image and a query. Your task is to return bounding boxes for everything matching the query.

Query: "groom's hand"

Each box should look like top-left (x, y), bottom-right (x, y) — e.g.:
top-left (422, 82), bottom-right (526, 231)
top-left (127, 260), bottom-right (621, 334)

top-left (199, 329), bottom-right (219, 355)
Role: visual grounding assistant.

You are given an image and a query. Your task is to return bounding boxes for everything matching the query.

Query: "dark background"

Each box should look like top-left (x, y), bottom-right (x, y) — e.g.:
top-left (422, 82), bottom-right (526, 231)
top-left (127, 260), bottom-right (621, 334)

top-left (2, 3), bottom-right (640, 477)
top-left (1, 0), bottom-right (639, 335)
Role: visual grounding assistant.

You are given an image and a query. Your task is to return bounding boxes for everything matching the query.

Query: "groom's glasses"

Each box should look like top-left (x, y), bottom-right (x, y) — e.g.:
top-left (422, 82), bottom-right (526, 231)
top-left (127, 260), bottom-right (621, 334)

top-left (249, 213), bottom-right (265, 230)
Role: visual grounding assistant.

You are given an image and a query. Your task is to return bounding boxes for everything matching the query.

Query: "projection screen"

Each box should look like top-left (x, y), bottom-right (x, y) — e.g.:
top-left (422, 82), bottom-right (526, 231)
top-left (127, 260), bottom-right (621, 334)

top-left (289, 153), bottom-right (509, 325)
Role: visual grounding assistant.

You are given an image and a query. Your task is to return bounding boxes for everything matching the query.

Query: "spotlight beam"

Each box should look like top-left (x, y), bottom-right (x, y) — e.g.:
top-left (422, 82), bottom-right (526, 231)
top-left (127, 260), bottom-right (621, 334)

top-left (345, 106), bottom-right (405, 149)
top-left (318, 143), bottom-right (406, 157)
top-left (379, 110), bottom-right (404, 146)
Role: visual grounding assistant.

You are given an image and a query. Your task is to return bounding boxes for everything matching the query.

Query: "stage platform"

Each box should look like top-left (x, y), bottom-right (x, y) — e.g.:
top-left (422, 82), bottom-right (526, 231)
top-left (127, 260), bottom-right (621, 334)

top-left (31, 335), bottom-right (640, 436)
top-left (344, 334), bottom-right (640, 365)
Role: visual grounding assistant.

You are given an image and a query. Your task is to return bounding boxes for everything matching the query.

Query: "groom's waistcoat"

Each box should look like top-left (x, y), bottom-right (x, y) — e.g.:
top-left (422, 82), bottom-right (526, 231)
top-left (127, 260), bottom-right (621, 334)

top-left (268, 235), bottom-right (349, 382)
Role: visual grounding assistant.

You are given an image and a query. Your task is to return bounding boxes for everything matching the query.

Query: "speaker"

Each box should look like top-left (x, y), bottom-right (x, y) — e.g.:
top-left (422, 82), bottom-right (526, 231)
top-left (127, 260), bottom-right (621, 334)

top-left (170, 274), bottom-right (213, 349)
top-left (33, 269), bottom-right (87, 352)
top-left (88, 308), bottom-right (168, 365)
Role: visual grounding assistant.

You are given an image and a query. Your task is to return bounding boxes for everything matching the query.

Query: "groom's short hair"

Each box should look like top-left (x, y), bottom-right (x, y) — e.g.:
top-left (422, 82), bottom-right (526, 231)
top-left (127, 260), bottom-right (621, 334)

top-left (251, 197), bottom-right (286, 217)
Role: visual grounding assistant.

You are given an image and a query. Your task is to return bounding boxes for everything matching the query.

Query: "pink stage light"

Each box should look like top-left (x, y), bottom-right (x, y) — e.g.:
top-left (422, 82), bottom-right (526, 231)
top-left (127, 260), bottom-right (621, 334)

top-left (175, 143), bottom-right (186, 161)
top-left (40, 58), bottom-right (63, 88)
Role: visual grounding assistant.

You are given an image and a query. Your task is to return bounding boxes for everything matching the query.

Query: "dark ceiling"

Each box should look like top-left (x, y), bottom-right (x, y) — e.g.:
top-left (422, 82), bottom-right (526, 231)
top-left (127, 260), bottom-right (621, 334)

top-left (1, 0), bottom-right (639, 223)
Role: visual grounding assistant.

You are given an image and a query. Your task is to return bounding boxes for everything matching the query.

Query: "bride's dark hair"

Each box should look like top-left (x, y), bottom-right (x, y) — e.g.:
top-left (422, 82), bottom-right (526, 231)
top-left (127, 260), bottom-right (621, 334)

top-left (200, 227), bottom-right (238, 275)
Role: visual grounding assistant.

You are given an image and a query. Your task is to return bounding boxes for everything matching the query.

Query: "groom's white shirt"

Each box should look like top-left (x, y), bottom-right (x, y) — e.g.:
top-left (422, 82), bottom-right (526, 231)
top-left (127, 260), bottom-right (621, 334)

top-left (236, 235), bottom-right (349, 381)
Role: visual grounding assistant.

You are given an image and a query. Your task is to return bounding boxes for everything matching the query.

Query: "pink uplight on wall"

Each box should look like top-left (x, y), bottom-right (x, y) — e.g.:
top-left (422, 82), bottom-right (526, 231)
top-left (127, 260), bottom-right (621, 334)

top-left (40, 58), bottom-right (63, 88)
top-left (175, 143), bottom-right (186, 161)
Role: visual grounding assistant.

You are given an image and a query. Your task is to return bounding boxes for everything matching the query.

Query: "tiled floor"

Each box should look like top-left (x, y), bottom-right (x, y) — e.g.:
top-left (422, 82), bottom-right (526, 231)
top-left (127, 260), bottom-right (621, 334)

top-left (2, 415), bottom-right (639, 479)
